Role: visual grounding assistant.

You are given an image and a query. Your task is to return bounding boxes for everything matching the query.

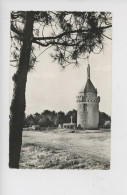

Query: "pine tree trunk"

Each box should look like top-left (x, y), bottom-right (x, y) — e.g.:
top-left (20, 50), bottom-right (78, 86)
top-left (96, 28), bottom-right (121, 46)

top-left (9, 12), bottom-right (34, 168)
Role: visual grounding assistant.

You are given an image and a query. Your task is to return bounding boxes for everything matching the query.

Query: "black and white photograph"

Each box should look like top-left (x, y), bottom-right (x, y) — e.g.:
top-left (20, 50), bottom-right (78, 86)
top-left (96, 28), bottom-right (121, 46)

top-left (9, 11), bottom-right (112, 169)
top-left (1, 0), bottom-right (127, 195)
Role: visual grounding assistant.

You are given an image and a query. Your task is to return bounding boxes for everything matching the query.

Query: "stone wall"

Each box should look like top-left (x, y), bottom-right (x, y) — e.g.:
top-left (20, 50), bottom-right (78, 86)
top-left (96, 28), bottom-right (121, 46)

top-left (77, 95), bottom-right (99, 130)
top-left (86, 102), bottom-right (99, 129)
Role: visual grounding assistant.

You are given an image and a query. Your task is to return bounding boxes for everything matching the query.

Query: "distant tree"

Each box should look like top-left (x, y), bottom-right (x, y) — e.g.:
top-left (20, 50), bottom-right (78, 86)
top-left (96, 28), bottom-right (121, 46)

top-left (10, 11), bottom-right (112, 168)
top-left (24, 114), bottom-right (35, 127)
top-left (40, 110), bottom-right (57, 127)
top-left (24, 110), bottom-right (59, 128)
top-left (38, 117), bottom-right (51, 127)
top-left (99, 111), bottom-right (111, 128)
top-left (33, 113), bottom-right (40, 125)
top-left (65, 109), bottom-right (77, 123)
top-left (56, 111), bottom-right (66, 125)
top-left (99, 112), bottom-right (111, 120)
top-left (49, 111), bottom-right (58, 127)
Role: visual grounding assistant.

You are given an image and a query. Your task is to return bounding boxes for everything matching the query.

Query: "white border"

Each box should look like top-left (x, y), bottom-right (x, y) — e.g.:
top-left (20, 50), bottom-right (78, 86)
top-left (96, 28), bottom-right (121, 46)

top-left (1, 0), bottom-right (127, 195)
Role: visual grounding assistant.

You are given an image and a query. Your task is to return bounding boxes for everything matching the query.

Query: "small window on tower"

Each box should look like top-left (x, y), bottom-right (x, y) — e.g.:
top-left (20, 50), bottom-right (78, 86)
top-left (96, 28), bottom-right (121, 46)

top-left (84, 104), bottom-right (87, 111)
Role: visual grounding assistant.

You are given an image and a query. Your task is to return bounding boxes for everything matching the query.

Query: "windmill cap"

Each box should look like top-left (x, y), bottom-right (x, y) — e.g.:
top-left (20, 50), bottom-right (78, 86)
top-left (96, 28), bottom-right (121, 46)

top-left (84, 79), bottom-right (97, 93)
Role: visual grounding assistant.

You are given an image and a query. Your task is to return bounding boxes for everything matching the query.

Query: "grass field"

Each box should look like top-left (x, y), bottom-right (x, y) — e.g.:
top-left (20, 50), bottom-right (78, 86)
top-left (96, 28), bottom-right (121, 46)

top-left (19, 129), bottom-right (111, 169)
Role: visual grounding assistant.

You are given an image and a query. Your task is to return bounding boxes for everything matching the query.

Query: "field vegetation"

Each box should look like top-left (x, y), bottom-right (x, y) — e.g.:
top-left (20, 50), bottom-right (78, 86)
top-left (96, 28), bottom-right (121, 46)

top-left (20, 129), bottom-right (110, 169)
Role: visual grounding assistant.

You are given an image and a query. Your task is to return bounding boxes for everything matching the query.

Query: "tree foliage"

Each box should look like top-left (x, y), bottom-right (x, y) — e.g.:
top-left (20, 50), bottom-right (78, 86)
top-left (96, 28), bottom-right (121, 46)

top-left (24, 109), bottom-right (77, 128)
top-left (10, 11), bottom-right (112, 68)
top-left (24, 110), bottom-right (111, 129)
top-left (99, 111), bottom-right (111, 128)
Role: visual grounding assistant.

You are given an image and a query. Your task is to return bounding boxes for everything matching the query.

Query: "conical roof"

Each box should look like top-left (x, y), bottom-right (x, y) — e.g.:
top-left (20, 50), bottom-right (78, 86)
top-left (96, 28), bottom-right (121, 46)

top-left (84, 79), bottom-right (97, 93)
top-left (79, 64), bottom-right (97, 94)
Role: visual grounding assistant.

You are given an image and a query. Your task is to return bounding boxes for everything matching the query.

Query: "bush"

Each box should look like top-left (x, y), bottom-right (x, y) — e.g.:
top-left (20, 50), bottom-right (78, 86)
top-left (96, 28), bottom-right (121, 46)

top-left (77, 124), bottom-right (83, 130)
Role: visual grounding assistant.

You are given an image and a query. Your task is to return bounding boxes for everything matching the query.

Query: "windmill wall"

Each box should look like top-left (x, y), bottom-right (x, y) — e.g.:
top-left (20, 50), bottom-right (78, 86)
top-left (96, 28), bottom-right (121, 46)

top-left (76, 65), bottom-right (100, 130)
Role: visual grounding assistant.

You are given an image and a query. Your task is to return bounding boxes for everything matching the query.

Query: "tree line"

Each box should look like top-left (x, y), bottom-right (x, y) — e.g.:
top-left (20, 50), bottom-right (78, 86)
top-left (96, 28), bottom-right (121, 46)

top-left (24, 109), bottom-right (111, 128)
top-left (24, 109), bottom-right (77, 128)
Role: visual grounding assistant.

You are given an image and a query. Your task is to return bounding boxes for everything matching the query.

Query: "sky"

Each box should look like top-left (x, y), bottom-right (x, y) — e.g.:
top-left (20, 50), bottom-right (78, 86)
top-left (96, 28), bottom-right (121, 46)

top-left (10, 38), bottom-right (112, 116)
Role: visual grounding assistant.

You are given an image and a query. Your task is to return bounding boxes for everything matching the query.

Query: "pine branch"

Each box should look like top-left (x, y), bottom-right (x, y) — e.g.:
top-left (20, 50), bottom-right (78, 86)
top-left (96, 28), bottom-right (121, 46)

top-left (102, 33), bottom-right (112, 40)
top-left (33, 40), bottom-right (82, 47)
top-left (32, 25), bottom-right (112, 41)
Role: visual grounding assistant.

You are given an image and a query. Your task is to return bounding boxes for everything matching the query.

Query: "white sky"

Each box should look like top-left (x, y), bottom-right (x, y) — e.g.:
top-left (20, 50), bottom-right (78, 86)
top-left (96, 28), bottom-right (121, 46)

top-left (10, 37), bottom-right (112, 116)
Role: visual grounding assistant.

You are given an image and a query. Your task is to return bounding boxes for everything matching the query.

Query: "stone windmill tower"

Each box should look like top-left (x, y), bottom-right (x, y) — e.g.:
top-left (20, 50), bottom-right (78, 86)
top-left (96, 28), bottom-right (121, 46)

top-left (76, 64), bottom-right (100, 130)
